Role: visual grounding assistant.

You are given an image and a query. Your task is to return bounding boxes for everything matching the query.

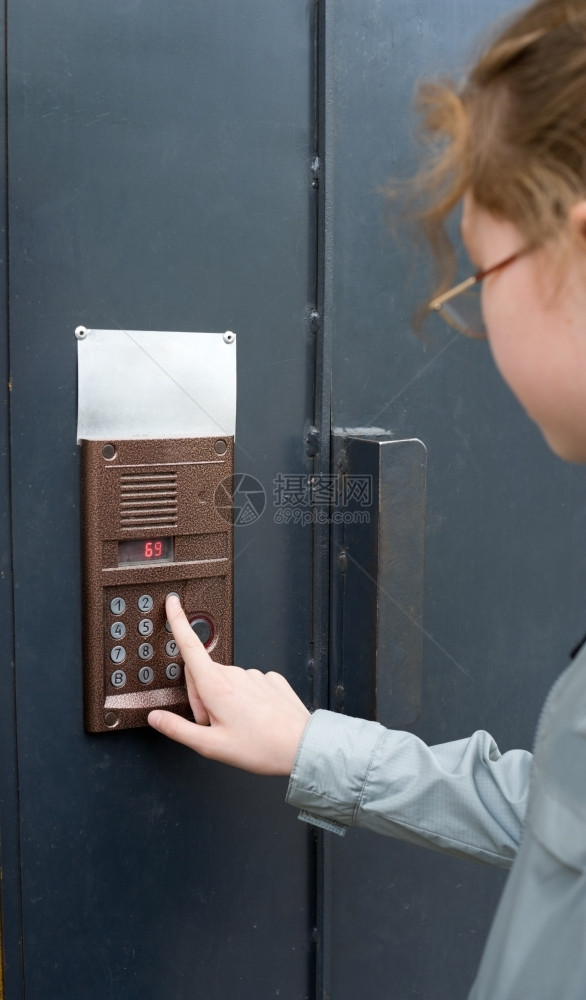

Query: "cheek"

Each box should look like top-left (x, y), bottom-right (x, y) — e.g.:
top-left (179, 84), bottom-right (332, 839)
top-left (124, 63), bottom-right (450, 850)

top-left (481, 291), bottom-right (534, 405)
top-left (482, 283), bottom-right (586, 462)
top-left (481, 280), bottom-right (565, 436)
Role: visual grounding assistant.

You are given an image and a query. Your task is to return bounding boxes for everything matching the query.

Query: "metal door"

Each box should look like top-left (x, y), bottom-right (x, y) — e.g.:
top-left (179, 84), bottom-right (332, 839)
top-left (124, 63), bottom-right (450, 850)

top-left (3, 2), bottom-right (586, 999)
top-left (1, 2), bottom-right (319, 997)
top-left (321, 2), bottom-right (586, 998)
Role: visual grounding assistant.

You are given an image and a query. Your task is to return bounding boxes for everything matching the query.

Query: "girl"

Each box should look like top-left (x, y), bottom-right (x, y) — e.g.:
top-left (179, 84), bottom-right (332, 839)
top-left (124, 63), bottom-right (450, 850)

top-left (149, 2), bottom-right (586, 996)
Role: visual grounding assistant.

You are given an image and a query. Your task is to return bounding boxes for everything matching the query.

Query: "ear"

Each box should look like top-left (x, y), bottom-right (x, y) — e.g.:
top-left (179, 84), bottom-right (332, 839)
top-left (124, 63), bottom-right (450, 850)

top-left (569, 200), bottom-right (586, 250)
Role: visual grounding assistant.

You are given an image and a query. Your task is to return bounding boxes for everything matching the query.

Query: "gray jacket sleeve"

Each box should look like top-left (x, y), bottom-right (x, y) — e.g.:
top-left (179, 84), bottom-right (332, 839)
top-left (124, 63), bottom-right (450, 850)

top-left (286, 710), bottom-right (532, 869)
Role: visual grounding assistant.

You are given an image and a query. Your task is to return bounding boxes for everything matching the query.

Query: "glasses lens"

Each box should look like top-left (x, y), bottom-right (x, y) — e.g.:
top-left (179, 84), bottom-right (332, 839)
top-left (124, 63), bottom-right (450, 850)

top-left (439, 289), bottom-right (486, 340)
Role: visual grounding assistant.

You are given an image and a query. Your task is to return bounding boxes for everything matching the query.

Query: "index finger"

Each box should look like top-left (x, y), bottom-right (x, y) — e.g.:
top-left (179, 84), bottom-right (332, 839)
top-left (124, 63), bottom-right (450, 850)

top-left (165, 592), bottom-right (215, 676)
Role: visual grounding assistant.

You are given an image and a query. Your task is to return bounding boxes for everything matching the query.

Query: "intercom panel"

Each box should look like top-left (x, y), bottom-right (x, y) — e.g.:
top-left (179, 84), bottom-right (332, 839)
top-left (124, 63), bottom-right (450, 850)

top-left (81, 436), bottom-right (233, 732)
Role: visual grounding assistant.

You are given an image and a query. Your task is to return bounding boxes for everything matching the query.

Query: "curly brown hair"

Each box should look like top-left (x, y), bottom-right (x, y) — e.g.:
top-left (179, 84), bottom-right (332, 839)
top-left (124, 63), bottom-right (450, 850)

top-left (404, 0), bottom-right (586, 302)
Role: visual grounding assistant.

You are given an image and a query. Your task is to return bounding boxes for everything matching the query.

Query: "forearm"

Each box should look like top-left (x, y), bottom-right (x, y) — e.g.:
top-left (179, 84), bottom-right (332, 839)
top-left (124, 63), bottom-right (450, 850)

top-left (287, 710), bottom-right (532, 868)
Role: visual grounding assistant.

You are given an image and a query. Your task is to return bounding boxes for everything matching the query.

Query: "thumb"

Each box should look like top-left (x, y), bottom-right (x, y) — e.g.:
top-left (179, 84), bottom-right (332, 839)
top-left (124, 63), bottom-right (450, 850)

top-left (148, 709), bottom-right (223, 758)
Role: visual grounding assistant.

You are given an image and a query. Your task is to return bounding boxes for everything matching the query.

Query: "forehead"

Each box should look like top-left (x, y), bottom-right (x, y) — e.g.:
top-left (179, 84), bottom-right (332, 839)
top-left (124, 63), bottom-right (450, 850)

top-left (460, 192), bottom-right (486, 237)
top-left (459, 194), bottom-right (525, 267)
top-left (460, 193), bottom-right (481, 262)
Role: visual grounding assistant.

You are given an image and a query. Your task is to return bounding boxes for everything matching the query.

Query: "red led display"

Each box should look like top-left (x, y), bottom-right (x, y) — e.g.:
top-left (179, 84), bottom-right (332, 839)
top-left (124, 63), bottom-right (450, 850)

top-left (118, 537), bottom-right (174, 566)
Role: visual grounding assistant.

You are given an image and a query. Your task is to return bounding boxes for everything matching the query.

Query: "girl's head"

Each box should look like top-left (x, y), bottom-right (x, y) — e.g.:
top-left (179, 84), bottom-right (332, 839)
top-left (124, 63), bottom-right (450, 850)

top-left (414, 0), bottom-right (586, 283)
top-left (410, 0), bottom-right (586, 462)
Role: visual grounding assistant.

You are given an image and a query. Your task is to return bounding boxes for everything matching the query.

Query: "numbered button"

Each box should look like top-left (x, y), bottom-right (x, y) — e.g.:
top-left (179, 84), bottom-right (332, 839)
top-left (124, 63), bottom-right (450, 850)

top-left (110, 645), bottom-right (126, 664)
top-left (165, 639), bottom-right (179, 657)
top-left (110, 669), bottom-right (127, 688)
top-left (165, 662), bottom-right (182, 681)
top-left (138, 618), bottom-right (154, 637)
top-left (138, 594), bottom-right (154, 613)
top-left (110, 621), bottom-right (126, 640)
top-left (110, 597), bottom-right (126, 615)
top-left (138, 643), bottom-right (154, 660)
top-left (138, 666), bottom-right (154, 685)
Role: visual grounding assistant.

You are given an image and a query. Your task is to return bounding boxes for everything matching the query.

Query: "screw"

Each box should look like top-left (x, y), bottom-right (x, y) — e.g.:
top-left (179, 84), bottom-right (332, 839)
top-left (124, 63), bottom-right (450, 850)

top-left (75, 325), bottom-right (88, 340)
top-left (223, 331), bottom-right (235, 344)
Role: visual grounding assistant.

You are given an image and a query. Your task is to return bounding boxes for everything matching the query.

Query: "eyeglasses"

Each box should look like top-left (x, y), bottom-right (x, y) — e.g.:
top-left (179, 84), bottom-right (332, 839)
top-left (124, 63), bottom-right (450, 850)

top-left (428, 250), bottom-right (522, 339)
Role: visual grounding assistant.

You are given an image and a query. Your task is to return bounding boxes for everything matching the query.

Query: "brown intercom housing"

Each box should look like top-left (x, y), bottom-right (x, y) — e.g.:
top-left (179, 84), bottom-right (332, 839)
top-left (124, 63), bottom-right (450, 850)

top-left (81, 436), bottom-right (234, 732)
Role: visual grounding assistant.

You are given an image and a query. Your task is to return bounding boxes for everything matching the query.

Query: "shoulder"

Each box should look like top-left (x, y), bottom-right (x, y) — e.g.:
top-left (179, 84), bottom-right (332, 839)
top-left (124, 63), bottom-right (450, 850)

top-left (535, 648), bottom-right (586, 794)
top-left (528, 649), bottom-right (586, 870)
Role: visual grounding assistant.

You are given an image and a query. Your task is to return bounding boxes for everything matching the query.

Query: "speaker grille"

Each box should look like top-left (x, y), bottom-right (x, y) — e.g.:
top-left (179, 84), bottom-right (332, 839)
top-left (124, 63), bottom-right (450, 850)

top-left (120, 472), bottom-right (178, 530)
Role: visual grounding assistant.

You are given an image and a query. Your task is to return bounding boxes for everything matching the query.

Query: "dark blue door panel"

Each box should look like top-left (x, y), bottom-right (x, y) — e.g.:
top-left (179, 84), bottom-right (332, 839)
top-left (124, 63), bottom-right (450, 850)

top-left (6, 3), bottom-right (586, 999)
top-left (324, 1), bottom-right (586, 997)
top-left (6, 2), bottom-right (317, 997)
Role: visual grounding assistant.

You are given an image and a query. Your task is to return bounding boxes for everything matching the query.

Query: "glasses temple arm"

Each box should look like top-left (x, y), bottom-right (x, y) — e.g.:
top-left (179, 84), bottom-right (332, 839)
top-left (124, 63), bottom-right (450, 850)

top-left (429, 274), bottom-right (479, 311)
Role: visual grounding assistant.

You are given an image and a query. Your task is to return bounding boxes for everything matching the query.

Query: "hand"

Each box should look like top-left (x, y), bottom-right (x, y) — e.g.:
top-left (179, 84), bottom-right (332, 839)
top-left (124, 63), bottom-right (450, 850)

top-left (148, 594), bottom-right (311, 775)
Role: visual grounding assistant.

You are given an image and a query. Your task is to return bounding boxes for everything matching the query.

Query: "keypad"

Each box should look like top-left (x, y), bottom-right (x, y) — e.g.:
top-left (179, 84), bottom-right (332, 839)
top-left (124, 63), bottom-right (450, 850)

top-left (103, 585), bottom-right (214, 693)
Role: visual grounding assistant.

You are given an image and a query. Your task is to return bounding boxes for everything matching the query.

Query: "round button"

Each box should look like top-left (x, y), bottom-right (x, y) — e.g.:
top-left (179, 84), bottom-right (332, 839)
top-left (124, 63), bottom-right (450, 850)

top-left (110, 645), bottom-right (126, 664)
top-left (138, 643), bottom-right (154, 660)
top-left (110, 597), bottom-right (126, 615)
top-left (110, 621), bottom-right (126, 640)
top-left (165, 639), bottom-right (179, 657)
top-left (165, 593), bottom-right (180, 629)
top-left (138, 618), bottom-right (154, 637)
top-left (110, 669), bottom-right (126, 688)
top-left (189, 616), bottom-right (213, 646)
top-left (165, 662), bottom-right (182, 681)
top-left (138, 594), bottom-right (154, 613)
top-left (138, 666), bottom-right (154, 685)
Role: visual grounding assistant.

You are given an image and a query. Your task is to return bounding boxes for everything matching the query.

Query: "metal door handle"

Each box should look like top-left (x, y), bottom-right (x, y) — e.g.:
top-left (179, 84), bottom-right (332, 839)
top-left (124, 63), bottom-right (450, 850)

top-left (330, 432), bottom-right (427, 727)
